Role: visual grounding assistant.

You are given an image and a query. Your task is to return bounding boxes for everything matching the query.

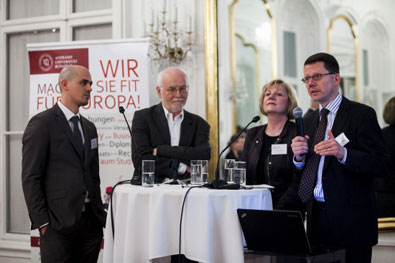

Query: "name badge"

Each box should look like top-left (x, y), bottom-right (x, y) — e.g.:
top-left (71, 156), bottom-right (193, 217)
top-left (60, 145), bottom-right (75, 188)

top-left (271, 144), bottom-right (287, 155)
top-left (91, 138), bottom-right (98, 149)
top-left (335, 132), bottom-right (349, 147)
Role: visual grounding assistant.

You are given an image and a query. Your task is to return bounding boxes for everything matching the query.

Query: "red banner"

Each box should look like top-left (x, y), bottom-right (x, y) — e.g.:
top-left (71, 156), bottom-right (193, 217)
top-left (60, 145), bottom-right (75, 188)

top-left (28, 48), bottom-right (89, 75)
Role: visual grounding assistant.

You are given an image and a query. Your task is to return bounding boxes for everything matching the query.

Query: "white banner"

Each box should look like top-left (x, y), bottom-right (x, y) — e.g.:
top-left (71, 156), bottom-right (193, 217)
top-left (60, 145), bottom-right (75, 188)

top-left (27, 39), bottom-right (150, 262)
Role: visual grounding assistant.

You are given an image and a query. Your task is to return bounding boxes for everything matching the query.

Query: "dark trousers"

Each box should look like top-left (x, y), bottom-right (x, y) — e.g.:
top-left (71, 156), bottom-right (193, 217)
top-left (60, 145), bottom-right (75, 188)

top-left (39, 204), bottom-right (103, 263)
top-left (311, 200), bottom-right (372, 263)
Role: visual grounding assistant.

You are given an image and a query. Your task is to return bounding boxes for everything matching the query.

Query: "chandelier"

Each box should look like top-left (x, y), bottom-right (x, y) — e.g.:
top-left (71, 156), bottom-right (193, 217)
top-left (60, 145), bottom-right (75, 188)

top-left (144, 4), bottom-right (192, 64)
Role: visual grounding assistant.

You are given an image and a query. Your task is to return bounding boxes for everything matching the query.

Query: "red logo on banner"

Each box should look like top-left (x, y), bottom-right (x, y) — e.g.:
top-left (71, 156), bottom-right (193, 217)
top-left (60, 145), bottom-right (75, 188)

top-left (29, 48), bottom-right (89, 74)
top-left (38, 54), bottom-right (54, 72)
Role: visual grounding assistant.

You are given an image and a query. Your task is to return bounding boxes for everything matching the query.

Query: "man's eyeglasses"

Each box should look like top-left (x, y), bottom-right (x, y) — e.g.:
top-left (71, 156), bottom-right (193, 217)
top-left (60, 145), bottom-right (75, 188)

top-left (301, 73), bottom-right (335, 83)
top-left (163, 86), bottom-right (189, 94)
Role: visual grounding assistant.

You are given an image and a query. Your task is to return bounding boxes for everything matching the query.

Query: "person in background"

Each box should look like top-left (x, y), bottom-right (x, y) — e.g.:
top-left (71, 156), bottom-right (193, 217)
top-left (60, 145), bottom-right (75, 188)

top-left (225, 126), bottom-right (246, 161)
top-left (291, 52), bottom-right (389, 262)
top-left (375, 96), bottom-right (395, 217)
top-left (22, 65), bottom-right (106, 263)
top-left (242, 79), bottom-right (302, 210)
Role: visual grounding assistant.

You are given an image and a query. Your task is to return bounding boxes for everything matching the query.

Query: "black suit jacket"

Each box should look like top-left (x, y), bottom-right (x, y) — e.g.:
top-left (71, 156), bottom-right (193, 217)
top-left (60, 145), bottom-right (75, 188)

top-left (242, 121), bottom-right (302, 211)
top-left (131, 103), bottom-right (211, 182)
top-left (302, 97), bottom-right (389, 248)
top-left (22, 103), bottom-right (106, 234)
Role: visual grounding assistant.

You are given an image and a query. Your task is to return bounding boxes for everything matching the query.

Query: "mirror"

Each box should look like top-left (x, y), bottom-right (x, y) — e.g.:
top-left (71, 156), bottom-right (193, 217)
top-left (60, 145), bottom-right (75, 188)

top-left (210, 1), bottom-right (395, 232)
top-left (328, 15), bottom-right (359, 101)
top-left (229, 0), bottom-right (274, 132)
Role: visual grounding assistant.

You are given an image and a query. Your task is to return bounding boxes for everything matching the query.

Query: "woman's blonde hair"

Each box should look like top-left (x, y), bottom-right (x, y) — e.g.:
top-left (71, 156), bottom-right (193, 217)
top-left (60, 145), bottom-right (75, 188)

top-left (259, 79), bottom-right (298, 119)
top-left (383, 96), bottom-right (395, 125)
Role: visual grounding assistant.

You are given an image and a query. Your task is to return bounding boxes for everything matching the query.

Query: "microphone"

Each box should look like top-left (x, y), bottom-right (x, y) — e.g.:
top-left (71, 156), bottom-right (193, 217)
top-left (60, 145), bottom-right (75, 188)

top-left (119, 106), bottom-right (132, 136)
top-left (207, 115), bottom-right (260, 189)
top-left (293, 107), bottom-right (304, 137)
top-left (119, 106), bottom-right (140, 185)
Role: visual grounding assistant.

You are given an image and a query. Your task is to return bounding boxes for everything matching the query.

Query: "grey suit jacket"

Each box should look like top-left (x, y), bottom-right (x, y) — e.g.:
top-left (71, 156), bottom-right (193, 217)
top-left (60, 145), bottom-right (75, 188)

top-left (22, 103), bottom-right (106, 234)
top-left (131, 103), bottom-right (211, 182)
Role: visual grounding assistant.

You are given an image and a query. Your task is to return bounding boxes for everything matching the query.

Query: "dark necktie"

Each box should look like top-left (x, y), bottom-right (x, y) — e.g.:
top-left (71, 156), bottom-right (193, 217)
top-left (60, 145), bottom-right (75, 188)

top-left (71, 116), bottom-right (84, 156)
top-left (298, 108), bottom-right (329, 203)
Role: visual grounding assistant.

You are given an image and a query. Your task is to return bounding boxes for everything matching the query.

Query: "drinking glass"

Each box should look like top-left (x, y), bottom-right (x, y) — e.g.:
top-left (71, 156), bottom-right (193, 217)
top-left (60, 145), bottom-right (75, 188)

top-left (190, 163), bottom-right (202, 185)
top-left (224, 159), bottom-right (235, 184)
top-left (142, 160), bottom-right (155, 187)
top-left (200, 160), bottom-right (209, 184)
top-left (233, 161), bottom-right (246, 185)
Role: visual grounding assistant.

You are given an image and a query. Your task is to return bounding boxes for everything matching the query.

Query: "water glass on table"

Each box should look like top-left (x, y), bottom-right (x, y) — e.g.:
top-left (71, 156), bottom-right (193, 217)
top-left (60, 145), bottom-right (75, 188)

top-left (142, 160), bottom-right (155, 187)
top-left (200, 160), bottom-right (209, 184)
top-left (233, 161), bottom-right (246, 185)
top-left (190, 161), bottom-right (202, 185)
top-left (224, 159), bottom-right (235, 184)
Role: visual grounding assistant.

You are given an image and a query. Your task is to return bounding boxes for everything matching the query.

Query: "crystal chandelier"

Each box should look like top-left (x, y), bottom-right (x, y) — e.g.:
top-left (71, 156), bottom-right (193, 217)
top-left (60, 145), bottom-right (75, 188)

top-left (144, 3), bottom-right (192, 65)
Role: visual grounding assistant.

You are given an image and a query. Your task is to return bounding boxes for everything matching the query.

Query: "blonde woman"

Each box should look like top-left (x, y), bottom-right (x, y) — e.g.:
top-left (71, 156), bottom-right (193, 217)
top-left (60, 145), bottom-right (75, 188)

top-left (242, 79), bottom-right (301, 210)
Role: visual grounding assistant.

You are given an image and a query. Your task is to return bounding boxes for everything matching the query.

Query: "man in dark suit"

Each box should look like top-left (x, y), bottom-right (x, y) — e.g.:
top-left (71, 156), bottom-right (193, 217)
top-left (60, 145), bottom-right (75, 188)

top-left (22, 65), bottom-right (106, 263)
top-left (132, 67), bottom-right (210, 263)
top-left (131, 67), bottom-right (211, 184)
top-left (291, 53), bottom-right (389, 263)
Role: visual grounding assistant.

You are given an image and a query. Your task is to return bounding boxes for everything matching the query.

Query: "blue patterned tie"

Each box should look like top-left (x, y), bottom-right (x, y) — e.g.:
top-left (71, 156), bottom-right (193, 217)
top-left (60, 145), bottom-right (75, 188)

top-left (298, 108), bottom-right (329, 203)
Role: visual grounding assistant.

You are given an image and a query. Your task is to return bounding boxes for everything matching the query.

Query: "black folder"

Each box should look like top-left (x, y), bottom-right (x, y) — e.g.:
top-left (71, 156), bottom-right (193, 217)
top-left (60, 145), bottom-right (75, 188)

top-left (238, 209), bottom-right (329, 256)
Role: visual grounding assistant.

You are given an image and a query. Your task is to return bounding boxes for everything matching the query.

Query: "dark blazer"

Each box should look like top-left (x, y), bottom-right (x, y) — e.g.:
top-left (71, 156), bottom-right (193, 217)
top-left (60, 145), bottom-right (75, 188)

top-left (302, 97), bottom-right (389, 248)
top-left (242, 121), bottom-right (301, 210)
top-left (131, 103), bottom-right (211, 182)
top-left (375, 125), bottom-right (395, 192)
top-left (375, 125), bottom-right (395, 217)
top-left (22, 103), bottom-right (106, 235)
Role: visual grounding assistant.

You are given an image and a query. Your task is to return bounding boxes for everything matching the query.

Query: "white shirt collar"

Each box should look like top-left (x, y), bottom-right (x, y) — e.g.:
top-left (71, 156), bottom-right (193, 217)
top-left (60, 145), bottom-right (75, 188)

top-left (162, 104), bottom-right (184, 121)
top-left (58, 101), bottom-right (81, 121)
top-left (319, 93), bottom-right (342, 114)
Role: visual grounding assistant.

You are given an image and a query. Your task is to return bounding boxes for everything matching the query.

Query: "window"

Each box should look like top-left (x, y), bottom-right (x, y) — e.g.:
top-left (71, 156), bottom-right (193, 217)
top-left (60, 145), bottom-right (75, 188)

top-left (363, 49), bottom-right (369, 86)
top-left (283, 31), bottom-right (297, 77)
top-left (6, 30), bottom-right (60, 233)
top-left (2, 0), bottom-right (113, 237)
top-left (73, 24), bottom-right (112, 41)
top-left (6, 0), bottom-right (60, 19)
top-left (73, 0), bottom-right (111, 13)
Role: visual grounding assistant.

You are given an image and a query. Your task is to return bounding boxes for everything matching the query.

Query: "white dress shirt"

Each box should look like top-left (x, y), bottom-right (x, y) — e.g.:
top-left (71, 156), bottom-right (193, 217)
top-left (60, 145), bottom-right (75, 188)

top-left (162, 105), bottom-right (187, 174)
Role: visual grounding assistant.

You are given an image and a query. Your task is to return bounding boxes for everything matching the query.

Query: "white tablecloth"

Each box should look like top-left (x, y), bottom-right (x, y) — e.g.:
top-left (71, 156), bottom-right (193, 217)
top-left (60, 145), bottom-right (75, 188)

top-left (103, 184), bottom-right (272, 263)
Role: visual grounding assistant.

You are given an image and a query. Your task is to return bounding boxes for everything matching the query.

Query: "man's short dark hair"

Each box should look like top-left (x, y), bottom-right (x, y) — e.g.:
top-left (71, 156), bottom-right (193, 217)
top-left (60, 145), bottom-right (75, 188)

top-left (304, 52), bottom-right (340, 74)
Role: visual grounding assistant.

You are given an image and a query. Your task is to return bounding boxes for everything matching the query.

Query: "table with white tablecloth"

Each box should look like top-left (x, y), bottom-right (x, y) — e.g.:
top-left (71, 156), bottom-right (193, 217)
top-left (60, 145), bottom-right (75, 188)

top-left (103, 184), bottom-right (272, 263)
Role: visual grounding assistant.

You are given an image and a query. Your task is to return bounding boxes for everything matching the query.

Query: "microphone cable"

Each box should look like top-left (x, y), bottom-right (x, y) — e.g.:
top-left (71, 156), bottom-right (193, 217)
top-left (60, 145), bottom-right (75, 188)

top-left (109, 179), bottom-right (132, 239)
top-left (178, 185), bottom-right (203, 263)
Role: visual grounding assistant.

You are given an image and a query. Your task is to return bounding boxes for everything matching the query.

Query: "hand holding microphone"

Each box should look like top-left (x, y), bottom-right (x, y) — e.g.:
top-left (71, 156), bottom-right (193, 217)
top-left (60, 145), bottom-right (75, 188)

top-left (291, 107), bottom-right (309, 161)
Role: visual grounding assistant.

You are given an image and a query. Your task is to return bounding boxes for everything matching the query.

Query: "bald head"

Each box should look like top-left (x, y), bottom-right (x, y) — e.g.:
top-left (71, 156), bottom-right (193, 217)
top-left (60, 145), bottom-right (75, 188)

top-left (58, 65), bottom-right (92, 114)
top-left (59, 65), bottom-right (89, 91)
